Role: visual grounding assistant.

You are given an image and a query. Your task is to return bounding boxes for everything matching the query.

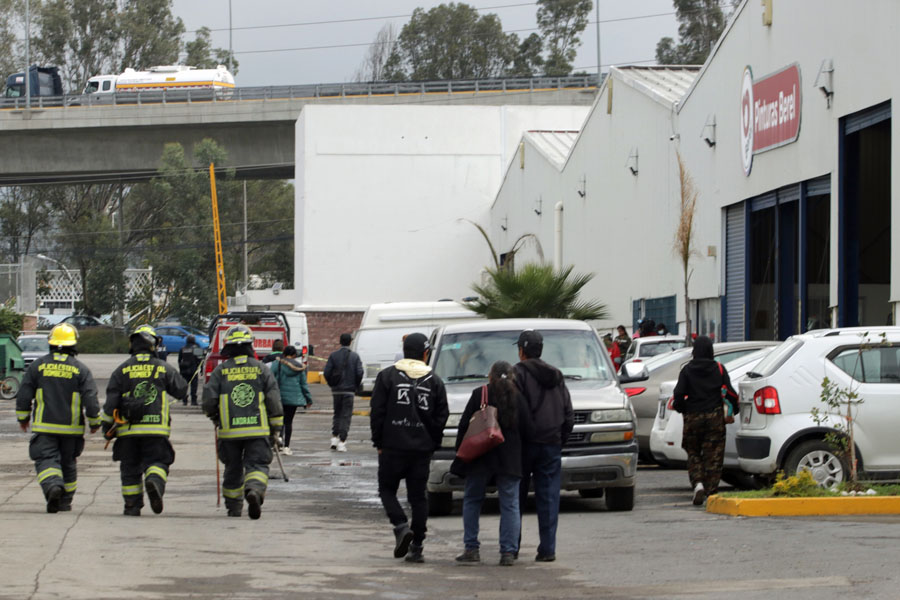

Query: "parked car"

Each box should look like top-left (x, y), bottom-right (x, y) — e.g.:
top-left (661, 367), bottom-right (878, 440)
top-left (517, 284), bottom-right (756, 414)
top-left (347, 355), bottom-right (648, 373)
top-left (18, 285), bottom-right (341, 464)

top-left (426, 318), bottom-right (641, 515)
top-left (61, 315), bottom-right (110, 329)
top-left (154, 324), bottom-right (210, 360)
top-left (737, 327), bottom-right (900, 488)
top-left (649, 347), bottom-right (775, 488)
top-left (16, 334), bottom-right (50, 367)
top-left (621, 340), bottom-right (780, 460)
top-left (620, 335), bottom-right (688, 370)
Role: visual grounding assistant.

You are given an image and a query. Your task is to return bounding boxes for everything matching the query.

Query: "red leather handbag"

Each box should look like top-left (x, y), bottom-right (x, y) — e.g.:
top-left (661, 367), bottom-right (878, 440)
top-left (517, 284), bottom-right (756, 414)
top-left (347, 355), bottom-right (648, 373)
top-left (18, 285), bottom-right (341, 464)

top-left (456, 385), bottom-right (505, 463)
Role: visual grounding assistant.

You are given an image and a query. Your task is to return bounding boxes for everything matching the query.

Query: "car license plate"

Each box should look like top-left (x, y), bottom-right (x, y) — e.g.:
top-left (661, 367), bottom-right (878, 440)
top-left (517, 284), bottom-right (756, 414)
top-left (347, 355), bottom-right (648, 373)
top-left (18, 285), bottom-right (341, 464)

top-left (740, 404), bottom-right (752, 424)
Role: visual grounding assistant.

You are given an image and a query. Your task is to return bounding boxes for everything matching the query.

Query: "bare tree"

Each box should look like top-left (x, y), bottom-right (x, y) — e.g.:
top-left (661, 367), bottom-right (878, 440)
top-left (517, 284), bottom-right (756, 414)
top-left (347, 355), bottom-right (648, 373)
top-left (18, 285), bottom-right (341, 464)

top-left (353, 23), bottom-right (397, 82)
top-left (674, 151), bottom-right (699, 344)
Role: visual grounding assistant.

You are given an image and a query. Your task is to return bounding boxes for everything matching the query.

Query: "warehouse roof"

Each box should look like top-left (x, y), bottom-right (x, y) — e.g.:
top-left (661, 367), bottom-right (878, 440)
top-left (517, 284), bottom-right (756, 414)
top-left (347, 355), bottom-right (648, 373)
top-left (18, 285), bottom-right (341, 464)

top-left (524, 130), bottom-right (580, 170)
top-left (612, 65), bottom-right (701, 108)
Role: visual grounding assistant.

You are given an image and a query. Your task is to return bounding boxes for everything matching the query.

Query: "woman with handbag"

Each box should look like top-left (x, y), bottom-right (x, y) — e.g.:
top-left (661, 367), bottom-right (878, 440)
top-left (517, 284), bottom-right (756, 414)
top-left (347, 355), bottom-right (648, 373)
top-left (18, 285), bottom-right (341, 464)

top-left (671, 335), bottom-right (739, 505)
top-left (452, 361), bottom-right (533, 566)
top-left (270, 345), bottom-right (308, 455)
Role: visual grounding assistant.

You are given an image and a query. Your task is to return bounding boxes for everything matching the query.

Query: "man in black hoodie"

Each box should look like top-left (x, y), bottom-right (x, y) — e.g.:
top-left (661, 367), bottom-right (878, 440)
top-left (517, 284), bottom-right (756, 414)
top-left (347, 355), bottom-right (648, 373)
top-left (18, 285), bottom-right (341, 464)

top-left (514, 329), bottom-right (574, 563)
top-left (672, 335), bottom-right (739, 505)
top-left (370, 333), bottom-right (449, 563)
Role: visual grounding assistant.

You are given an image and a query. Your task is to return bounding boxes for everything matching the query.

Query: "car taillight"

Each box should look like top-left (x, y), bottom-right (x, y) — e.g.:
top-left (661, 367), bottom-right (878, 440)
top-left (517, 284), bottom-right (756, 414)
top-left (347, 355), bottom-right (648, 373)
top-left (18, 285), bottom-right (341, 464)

top-left (753, 386), bottom-right (781, 414)
top-left (666, 395), bottom-right (675, 410)
top-left (624, 387), bottom-right (646, 397)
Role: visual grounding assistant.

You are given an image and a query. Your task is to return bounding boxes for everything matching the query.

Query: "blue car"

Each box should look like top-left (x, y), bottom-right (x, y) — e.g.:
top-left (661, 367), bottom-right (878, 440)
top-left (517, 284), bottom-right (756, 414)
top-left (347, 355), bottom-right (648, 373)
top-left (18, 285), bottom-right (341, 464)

top-left (154, 325), bottom-right (209, 360)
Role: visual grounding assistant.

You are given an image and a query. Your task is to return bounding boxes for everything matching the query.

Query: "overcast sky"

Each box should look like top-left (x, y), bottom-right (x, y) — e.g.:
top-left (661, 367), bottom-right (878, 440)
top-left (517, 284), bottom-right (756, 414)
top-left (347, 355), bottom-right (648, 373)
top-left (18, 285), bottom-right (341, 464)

top-left (169, 0), bottom-right (680, 87)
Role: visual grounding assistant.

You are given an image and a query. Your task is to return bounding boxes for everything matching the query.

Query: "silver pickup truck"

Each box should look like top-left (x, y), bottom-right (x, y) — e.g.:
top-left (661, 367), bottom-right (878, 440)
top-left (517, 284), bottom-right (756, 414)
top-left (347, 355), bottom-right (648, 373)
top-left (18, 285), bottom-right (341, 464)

top-left (425, 318), bottom-right (641, 515)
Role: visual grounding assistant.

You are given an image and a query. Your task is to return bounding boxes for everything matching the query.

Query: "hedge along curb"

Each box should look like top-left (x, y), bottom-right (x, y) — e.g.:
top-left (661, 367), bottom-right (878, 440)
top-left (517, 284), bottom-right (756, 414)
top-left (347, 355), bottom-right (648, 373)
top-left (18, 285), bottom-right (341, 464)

top-left (706, 494), bottom-right (900, 517)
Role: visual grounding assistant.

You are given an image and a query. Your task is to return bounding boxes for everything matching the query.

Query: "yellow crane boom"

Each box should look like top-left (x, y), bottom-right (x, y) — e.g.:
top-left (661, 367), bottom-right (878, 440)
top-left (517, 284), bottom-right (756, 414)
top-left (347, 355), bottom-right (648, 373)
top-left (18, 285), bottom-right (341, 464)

top-left (209, 163), bottom-right (227, 314)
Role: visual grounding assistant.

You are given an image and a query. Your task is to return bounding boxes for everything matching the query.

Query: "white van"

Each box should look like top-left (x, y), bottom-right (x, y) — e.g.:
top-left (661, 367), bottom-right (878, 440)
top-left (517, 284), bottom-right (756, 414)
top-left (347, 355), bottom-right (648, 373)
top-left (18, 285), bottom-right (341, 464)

top-left (352, 301), bottom-right (481, 395)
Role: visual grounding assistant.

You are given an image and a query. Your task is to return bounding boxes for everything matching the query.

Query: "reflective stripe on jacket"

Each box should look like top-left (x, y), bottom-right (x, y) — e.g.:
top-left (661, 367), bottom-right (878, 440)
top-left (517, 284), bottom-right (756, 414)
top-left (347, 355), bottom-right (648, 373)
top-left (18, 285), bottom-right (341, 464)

top-left (15, 352), bottom-right (100, 436)
top-left (202, 355), bottom-right (283, 439)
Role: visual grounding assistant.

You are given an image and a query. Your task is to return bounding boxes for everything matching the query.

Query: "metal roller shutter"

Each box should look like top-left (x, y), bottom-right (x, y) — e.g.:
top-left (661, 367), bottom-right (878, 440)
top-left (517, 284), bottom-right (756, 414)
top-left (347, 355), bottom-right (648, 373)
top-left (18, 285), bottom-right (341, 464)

top-left (724, 203), bottom-right (746, 341)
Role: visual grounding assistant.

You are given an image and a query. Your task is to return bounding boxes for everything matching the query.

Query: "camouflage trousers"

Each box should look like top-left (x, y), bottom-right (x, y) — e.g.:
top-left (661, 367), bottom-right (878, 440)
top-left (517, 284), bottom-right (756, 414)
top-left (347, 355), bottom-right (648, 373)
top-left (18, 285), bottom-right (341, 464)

top-left (682, 410), bottom-right (726, 494)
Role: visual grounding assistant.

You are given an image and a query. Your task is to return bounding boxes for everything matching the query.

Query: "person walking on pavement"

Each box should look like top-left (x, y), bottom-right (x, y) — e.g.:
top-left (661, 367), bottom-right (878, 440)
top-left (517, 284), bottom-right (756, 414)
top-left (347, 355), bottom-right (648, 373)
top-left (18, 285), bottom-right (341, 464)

top-left (178, 334), bottom-right (205, 406)
top-left (15, 324), bottom-right (101, 513)
top-left (323, 333), bottom-right (362, 452)
top-left (671, 335), bottom-right (739, 505)
top-left (453, 361), bottom-right (533, 566)
top-left (515, 330), bottom-right (574, 562)
top-left (269, 345), bottom-right (307, 455)
top-left (103, 325), bottom-right (188, 516)
top-left (370, 333), bottom-right (448, 563)
top-left (203, 325), bottom-right (284, 519)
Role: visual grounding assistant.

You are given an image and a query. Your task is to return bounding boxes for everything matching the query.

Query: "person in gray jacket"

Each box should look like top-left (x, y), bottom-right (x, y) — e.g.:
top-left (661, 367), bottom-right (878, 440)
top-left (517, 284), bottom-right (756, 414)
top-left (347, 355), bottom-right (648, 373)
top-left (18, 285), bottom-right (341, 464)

top-left (323, 333), bottom-right (363, 452)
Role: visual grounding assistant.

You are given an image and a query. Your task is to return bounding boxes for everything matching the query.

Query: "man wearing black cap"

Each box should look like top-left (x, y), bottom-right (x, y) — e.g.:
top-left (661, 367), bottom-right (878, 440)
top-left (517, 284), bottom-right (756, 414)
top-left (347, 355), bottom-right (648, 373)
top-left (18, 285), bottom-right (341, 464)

top-left (514, 329), bottom-right (573, 562)
top-left (323, 333), bottom-right (363, 452)
top-left (370, 332), bottom-right (449, 563)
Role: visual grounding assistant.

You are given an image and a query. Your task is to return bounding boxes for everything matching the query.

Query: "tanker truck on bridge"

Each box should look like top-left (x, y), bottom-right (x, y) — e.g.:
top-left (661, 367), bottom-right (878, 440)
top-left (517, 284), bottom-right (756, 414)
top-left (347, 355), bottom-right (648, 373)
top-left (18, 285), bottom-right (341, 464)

top-left (82, 64), bottom-right (235, 101)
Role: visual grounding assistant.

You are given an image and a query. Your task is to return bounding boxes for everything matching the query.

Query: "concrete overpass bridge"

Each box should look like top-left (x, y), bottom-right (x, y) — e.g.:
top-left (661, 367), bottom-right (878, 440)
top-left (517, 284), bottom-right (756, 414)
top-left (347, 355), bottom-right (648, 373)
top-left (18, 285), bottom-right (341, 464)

top-left (0, 76), bottom-right (598, 185)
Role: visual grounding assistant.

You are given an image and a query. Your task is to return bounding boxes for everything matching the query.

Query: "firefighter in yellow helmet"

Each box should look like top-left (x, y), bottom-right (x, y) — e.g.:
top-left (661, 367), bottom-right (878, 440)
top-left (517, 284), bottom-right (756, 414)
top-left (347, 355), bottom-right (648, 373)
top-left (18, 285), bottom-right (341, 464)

top-left (15, 323), bottom-right (100, 513)
top-left (102, 325), bottom-right (187, 516)
top-left (203, 325), bottom-right (283, 519)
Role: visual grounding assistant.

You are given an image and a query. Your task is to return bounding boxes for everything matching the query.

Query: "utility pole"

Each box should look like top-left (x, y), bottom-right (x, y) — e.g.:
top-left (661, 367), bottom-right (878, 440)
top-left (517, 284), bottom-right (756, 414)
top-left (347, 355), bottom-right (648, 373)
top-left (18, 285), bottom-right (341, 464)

top-left (228, 0), bottom-right (234, 73)
top-left (25, 0), bottom-right (30, 110)
top-left (242, 180), bottom-right (248, 291)
top-left (595, 0), bottom-right (601, 79)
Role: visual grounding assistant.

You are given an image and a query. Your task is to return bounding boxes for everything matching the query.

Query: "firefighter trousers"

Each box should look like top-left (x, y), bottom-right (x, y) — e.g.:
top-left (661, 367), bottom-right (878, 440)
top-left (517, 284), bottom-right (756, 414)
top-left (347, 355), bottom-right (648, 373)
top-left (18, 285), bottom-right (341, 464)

top-left (218, 437), bottom-right (273, 511)
top-left (29, 433), bottom-right (84, 508)
top-left (113, 437), bottom-right (175, 508)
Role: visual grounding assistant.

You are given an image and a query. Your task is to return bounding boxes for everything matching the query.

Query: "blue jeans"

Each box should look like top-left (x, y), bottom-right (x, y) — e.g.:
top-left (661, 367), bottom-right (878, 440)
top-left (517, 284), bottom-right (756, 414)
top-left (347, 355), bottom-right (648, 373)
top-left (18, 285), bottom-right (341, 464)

top-left (463, 472), bottom-right (521, 554)
top-left (520, 443), bottom-right (562, 557)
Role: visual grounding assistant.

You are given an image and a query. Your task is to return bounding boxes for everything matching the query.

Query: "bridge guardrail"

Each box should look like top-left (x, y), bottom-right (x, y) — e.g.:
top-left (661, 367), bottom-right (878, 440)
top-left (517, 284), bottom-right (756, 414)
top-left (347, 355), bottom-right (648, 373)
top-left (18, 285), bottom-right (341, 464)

top-left (0, 74), bottom-right (599, 110)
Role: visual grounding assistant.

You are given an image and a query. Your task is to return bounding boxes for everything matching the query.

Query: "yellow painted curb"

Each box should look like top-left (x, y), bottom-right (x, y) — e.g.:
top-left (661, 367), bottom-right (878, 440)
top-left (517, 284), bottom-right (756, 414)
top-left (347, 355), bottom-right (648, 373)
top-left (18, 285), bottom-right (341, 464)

top-left (706, 494), bottom-right (900, 516)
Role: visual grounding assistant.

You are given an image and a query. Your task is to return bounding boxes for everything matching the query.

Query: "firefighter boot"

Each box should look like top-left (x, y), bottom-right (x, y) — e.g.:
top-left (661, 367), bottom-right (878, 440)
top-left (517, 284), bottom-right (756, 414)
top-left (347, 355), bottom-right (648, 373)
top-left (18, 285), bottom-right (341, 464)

top-left (146, 477), bottom-right (164, 515)
top-left (246, 489), bottom-right (262, 520)
top-left (123, 497), bottom-right (142, 517)
top-left (225, 498), bottom-right (242, 517)
top-left (45, 485), bottom-right (63, 514)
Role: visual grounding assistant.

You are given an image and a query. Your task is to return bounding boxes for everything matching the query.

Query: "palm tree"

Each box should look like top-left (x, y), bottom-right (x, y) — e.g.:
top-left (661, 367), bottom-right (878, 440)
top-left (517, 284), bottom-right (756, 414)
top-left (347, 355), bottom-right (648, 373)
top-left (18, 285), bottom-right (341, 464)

top-left (467, 263), bottom-right (608, 321)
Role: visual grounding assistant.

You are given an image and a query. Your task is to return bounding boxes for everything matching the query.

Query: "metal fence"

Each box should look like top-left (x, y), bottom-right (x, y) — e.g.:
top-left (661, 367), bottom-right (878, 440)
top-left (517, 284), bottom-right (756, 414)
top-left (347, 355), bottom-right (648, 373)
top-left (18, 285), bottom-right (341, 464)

top-left (0, 74), bottom-right (600, 110)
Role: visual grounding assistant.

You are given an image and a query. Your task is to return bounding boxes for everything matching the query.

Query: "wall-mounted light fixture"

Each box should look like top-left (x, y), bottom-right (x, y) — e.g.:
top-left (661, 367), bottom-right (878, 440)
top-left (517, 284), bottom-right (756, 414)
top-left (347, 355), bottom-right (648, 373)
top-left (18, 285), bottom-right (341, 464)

top-left (814, 58), bottom-right (834, 108)
top-left (626, 148), bottom-right (639, 176)
top-left (534, 196), bottom-right (543, 216)
top-left (702, 114), bottom-right (716, 147)
top-left (577, 176), bottom-right (586, 198)
top-left (500, 216), bottom-right (508, 232)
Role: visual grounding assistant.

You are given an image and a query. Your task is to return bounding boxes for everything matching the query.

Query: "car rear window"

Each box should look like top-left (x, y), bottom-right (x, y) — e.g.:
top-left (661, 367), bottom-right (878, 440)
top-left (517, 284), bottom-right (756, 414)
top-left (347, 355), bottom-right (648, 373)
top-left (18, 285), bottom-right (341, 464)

top-left (638, 340), bottom-right (687, 357)
top-left (747, 339), bottom-right (803, 378)
top-left (434, 329), bottom-right (614, 382)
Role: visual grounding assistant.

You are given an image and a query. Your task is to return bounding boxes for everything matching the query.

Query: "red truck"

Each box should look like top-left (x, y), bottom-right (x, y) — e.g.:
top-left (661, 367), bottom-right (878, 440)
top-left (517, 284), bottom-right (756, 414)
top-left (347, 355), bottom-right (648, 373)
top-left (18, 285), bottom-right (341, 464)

top-left (204, 312), bottom-right (291, 383)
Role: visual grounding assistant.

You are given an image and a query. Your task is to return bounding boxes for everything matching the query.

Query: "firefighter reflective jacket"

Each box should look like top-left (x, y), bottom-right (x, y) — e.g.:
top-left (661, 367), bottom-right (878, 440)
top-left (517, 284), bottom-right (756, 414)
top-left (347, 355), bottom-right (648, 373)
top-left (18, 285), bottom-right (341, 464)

top-left (103, 353), bottom-right (188, 437)
top-left (16, 352), bottom-right (100, 435)
top-left (202, 355), bottom-right (283, 440)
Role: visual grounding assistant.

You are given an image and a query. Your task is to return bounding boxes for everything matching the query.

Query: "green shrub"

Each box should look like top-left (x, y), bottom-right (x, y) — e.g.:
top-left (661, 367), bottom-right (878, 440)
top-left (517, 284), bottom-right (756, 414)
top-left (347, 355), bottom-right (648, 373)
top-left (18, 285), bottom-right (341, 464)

top-left (76, 328), bottom-right (130, 354)
top-left (771, 470), bottom-right (833, 497)
top-left (0, 302), bottom-right (24, 337)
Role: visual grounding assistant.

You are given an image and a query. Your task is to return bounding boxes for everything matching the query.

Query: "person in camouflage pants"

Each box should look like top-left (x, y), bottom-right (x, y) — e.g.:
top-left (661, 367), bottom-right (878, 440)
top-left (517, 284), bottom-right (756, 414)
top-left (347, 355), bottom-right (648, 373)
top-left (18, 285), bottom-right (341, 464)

top-left (672, 336), bottom-right (738, 505)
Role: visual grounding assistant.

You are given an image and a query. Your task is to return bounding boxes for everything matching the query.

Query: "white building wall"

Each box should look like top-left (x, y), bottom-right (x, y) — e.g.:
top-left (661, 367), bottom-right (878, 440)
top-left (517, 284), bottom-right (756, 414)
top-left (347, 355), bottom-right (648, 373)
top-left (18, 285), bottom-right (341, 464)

top-left (294, 104), bottom-right (588, 309)
top-left (675, 0), bottom-right (900, 320)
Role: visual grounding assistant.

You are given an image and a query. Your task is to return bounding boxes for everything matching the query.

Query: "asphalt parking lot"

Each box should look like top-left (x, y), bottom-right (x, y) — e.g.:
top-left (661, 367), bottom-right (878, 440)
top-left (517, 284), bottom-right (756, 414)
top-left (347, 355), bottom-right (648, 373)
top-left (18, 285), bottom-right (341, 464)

top-left (1, 355), bottom-right (899, 599)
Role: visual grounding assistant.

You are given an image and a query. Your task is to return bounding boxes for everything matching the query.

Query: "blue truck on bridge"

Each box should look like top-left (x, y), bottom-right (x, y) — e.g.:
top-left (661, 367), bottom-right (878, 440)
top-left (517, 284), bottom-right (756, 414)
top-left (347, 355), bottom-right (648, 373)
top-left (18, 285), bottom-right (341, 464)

top-left (3, 66), bottom-right (63, 104)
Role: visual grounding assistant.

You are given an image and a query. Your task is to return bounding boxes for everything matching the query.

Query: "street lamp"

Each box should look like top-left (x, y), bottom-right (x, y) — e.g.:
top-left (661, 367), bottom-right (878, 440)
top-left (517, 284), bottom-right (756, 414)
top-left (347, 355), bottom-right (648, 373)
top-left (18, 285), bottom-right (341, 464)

top-left (35, 254), bottom-right (79, 311)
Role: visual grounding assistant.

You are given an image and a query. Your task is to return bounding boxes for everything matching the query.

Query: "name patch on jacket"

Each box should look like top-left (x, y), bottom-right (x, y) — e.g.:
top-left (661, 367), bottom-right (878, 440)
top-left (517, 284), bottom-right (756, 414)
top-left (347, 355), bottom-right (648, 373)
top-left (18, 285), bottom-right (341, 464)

top-left (222, 366), bottom-right (262, 381)
top-left (38, 363), bottom-right (79, 378)
top-left (122, 364), bottom-right (165, 378)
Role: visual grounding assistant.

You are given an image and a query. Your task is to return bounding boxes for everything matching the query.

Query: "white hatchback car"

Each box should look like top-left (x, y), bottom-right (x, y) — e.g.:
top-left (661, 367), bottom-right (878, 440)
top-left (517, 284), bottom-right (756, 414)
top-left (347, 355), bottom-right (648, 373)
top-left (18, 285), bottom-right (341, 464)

top-left (620, 335), bottom-right (687, 370)
top-left (650, 348), bottom-right (774, 488)
top-left (737, 327), bottom-right (900, 488)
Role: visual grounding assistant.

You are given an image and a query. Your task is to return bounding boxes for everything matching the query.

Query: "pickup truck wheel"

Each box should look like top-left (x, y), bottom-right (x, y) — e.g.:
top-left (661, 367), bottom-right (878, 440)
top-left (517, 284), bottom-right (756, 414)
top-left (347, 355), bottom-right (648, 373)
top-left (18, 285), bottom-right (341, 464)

top-left (784, 439), bottom-right (848, 489)
top-left (577, 488), bottom-right (604, 499)
top-left (604, 486), bottom-right (635, 511)
top-left (427, 491), bottom-right (453, 516)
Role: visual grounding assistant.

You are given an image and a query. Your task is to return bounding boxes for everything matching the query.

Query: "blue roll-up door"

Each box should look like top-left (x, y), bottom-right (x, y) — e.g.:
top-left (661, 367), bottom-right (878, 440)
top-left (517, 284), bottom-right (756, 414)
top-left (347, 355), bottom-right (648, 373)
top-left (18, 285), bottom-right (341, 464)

top-left (724, 203), bottom-right (746, 341)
